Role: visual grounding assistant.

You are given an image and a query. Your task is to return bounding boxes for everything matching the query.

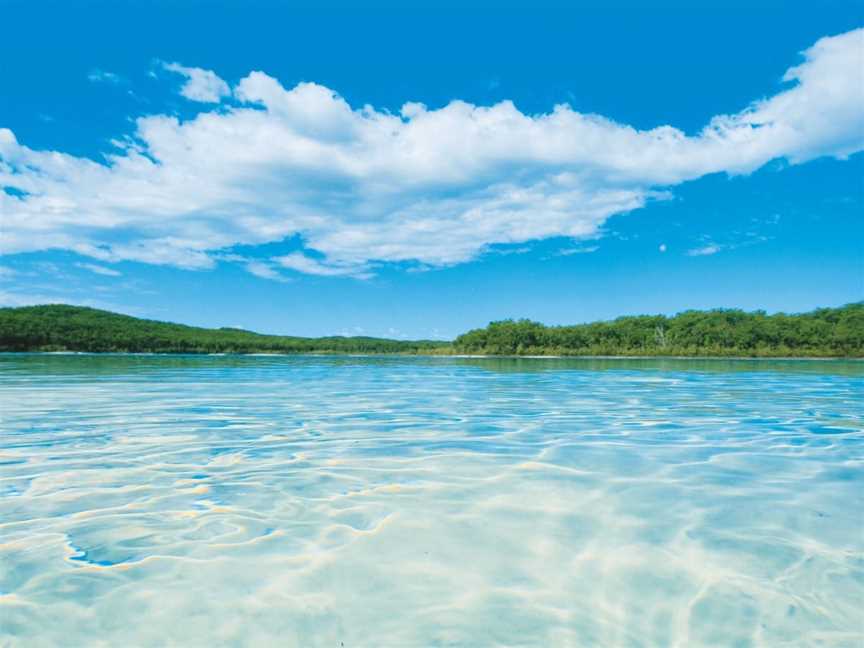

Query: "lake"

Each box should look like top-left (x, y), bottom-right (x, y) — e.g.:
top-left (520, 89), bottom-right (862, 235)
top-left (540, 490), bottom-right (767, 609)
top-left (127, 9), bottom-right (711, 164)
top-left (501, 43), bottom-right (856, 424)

top-left (1, 354), bottom-right (862, 647)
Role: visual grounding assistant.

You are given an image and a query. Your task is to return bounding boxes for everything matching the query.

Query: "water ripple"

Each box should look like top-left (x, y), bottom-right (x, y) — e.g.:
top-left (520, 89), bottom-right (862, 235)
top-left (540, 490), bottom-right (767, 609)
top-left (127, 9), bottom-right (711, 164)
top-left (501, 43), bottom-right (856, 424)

top-left (0, 354), bottom-right (862, 647)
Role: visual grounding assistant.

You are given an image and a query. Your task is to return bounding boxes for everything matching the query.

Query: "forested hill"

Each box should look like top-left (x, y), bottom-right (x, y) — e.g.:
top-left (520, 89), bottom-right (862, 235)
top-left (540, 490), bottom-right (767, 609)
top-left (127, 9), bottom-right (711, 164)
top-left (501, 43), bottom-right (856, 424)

top-left (1, 303), bottom-right (862, 356)
top-left (453, 303), bottom-right (864, 357)
top-left (0, 305), bottom-right (448, 354)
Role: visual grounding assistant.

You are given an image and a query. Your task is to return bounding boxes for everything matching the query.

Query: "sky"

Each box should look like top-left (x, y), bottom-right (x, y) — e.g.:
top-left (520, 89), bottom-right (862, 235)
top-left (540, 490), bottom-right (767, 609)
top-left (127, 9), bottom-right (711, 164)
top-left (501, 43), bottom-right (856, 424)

top-left (1, 0), bottom-right (862, 339)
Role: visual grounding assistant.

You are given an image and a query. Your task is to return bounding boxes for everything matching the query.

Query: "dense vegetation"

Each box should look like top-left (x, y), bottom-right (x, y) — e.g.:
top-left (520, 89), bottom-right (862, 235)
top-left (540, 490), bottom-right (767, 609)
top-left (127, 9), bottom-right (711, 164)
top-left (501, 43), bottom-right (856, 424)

top-left (453, 303), bottom-right (864, 357)
top-left (0, 305), bottom-right (448, 354)
top-left (1, 303), bottom-right (861, 356)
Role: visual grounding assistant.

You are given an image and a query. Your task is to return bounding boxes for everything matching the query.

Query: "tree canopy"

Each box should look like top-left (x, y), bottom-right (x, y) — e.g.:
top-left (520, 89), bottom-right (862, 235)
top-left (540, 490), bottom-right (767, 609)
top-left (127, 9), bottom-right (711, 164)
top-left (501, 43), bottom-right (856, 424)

top-left (453, 303), bottom-right (864, 357)
top-left (1, 302), bottom-right (861, 356)
top-left (0, 305), bottom-right (447, 354)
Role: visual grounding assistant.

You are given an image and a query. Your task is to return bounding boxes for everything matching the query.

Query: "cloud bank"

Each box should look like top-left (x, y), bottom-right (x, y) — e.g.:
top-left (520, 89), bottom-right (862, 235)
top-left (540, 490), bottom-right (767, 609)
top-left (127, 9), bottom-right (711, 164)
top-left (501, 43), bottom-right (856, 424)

top-left (1, 29), bottom-right (862, 278)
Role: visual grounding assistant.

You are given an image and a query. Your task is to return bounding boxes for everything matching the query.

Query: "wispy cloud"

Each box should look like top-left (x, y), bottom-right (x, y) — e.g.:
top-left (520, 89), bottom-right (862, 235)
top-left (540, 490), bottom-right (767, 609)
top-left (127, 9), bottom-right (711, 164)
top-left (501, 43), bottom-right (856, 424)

top-left (88, 69), bottom-right (123, 84)
top-left (75, 262), bottom-right (122, 276)
top-left (2, 29), bottom-right (862, 276)
top-left (0, 286), bottom-right (141, 313)
top-left (488, 245), bottom-right (533, 256)
top-left (243, 260), bottom-right (291, 283)
top-left (338, 326), bottom-right (367, 337)
top-left (686, 233), bottom-right (771, 257)
top-left (216, 254), bottom-right (292, 282)
top-left (687, 244), bottom-right (723, 257)
top-left (0, 265), bottom-right (18, 280)
top-left (274, 253), bottom-right (371, 279)
top-left (557, 245), bottom-right (599, 256)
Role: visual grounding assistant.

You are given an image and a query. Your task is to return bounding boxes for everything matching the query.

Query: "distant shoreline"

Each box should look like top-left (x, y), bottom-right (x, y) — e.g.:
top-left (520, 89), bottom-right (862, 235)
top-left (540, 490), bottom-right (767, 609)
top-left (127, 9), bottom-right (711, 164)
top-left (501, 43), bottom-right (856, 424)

top-left (2, 303), bottom-right (862, 358)
top-left (2, 351), bottom-right (861, 361)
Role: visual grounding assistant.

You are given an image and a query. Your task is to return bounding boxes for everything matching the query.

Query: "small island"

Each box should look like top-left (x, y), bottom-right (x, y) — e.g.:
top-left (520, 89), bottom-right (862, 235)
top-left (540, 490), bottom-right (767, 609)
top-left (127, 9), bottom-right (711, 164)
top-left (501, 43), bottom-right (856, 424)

top-left (1, 302), bottom-right (861, 357)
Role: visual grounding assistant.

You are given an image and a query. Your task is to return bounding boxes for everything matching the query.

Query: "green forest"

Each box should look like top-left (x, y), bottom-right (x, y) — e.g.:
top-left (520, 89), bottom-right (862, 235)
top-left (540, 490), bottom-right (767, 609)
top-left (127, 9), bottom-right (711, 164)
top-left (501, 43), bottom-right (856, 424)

top-left (0, 305), bottom-right (447, 354)
top-left (0, 302), bottom-right (862, 357)
top-left (453, 303), bottom-right (864, 357)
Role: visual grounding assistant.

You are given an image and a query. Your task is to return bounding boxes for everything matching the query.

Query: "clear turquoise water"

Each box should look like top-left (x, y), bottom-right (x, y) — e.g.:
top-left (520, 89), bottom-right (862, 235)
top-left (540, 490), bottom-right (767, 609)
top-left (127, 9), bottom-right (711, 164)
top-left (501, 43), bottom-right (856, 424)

top-left (1, 354), bottom-right (862, 647)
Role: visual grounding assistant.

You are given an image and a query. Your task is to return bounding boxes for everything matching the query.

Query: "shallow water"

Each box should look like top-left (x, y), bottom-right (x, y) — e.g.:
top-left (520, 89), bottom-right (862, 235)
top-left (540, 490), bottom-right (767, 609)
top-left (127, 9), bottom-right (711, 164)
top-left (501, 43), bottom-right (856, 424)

top-left (1, 354), bottom-right (862, 647)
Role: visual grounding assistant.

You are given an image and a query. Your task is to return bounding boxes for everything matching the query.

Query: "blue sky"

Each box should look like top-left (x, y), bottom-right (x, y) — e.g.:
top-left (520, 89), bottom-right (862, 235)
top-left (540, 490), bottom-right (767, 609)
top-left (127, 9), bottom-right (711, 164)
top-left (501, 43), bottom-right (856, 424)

top-left (1, 1), bottom-right (862, 338)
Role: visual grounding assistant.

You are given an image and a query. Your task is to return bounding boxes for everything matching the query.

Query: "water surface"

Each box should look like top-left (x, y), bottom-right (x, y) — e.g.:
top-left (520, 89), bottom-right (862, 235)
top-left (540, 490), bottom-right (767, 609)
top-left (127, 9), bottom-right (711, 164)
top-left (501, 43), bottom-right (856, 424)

top-left (1, 355), bottom-right (862, 646)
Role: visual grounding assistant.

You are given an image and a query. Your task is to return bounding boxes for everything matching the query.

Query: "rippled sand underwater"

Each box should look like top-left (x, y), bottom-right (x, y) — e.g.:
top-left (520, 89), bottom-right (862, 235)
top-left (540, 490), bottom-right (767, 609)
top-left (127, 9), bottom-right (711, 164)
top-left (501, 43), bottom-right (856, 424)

top-left (0, 355), bottom-right (862, 647)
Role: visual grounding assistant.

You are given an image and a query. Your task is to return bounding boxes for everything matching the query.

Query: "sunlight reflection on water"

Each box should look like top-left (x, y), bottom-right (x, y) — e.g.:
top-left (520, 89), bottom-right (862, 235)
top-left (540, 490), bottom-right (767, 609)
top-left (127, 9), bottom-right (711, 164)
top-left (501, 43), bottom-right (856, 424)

top-left (1, 354), bottom-right (862, 646)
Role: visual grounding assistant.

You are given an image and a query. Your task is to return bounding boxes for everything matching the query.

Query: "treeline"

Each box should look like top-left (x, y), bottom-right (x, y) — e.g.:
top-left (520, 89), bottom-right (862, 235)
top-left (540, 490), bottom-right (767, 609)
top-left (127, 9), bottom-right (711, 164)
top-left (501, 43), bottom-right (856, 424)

top-left (453, 303), bottom-right (864, 357)
top-left (0, 305), bottom-right (448, 354)
top-left (1, 303), bottom-right (862, 357)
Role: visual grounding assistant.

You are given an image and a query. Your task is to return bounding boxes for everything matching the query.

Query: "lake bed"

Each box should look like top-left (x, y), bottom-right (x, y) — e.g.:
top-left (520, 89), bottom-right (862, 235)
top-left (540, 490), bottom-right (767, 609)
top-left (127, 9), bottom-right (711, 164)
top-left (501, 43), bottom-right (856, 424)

top-left (1, 354), bottom-right (862, 646)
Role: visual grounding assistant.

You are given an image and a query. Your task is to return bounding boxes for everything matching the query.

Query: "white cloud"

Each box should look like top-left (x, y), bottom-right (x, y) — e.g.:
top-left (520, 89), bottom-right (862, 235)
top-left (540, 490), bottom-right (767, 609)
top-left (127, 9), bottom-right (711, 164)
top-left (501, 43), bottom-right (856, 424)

top-left (88, 69), bottom-right (122, 84)
top-left (686, 230), bottom-right (771, 257)
top-left (0, 290), bottom-right (67, 307)
top-left (162, 62), bottom-right (230, 103)
top-left (215, 254), bottom-right (291, 282)
top-left (75, 262), bottom-right (122, 276)
top-left (0, 265), bottom-right (18, 280)
top-left (243, 260), bottom-right (291, 283)
top-left (1, 29), bottom-right (862, 278)
top-left (274, 253), bottom-right (371, 279)
top-left (0, 289), bottom-right (140, 313)
top-left (558, 245), bottom-right (599, 256)
top-left (686, 244), bottom-right (722, 257)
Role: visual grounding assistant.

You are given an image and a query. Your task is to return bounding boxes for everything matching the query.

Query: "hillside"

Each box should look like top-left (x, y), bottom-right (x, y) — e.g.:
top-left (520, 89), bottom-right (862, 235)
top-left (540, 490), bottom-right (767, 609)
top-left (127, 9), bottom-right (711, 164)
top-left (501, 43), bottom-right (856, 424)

top-left (0, 305), bottom-right (448, 354)
top-left (453, 303), bottom-right (864, 357)
top-left (1, 303), bottom-right (861, 357)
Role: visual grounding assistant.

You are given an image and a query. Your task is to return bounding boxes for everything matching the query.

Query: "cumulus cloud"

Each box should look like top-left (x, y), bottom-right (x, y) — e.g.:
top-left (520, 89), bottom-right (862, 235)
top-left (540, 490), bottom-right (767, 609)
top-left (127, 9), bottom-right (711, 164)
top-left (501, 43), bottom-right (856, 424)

top-left (162, 62), bottom-right (231, 103)
top-left (1, 29), bottom-right (862, 278)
